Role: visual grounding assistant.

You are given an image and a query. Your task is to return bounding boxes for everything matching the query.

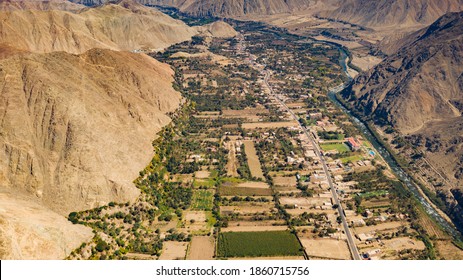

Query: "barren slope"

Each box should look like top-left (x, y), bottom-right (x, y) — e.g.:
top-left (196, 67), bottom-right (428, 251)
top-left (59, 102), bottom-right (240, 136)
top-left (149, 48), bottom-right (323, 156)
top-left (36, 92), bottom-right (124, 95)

top-left (322, 0), bottom-right (463, 28)
top-left (0, 191), bottom-right (93, 259)
top-left (70, 0), bottom-right (316, 16)
top-left (342, 12), bottom-right (463, 134)
top-left (0, 0), bottom-right (84, 11)
top-left (0, 0), bottom-right (197, 53)
top-left (195, 21), bottom-right (237, 38)
top-left (0, 48), bottom-right (181, 215)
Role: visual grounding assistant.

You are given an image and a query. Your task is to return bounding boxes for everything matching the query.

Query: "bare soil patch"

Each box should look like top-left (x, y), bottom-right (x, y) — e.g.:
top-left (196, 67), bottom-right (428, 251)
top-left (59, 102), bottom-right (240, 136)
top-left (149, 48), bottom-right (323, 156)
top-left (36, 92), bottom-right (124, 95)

top-left (354, 221), bottom-right (403, 234)
top-left (225, 141), bottom-right (239, 177)
top-left (273, 176), bottom-right (297, 187)
top-left (195, 171), bottom-right (210, 179)
top-left (435, 241), bottom-right (463, 260)
top-left (382, 237), bottom-right (425, 251)
top-left (159, 241), bottom-right (188, 260)
top-left (237, 181), bottom-right (269, 189)
top-left (219, 186), bottom-right (272, 196)
top-left (300, 238), bottom-right (351, 260)
top-left (220, 203), bottom-right (275, 215)
top-left (280, 197), bottom-right (331, 208)
top-left (187, 236), bottom-right (215, 260)
top-left (242, 121), bottom-right (298, 129)
top-left (243, 140), bottom-right (265, 179)
top-left (184, 211), bottom-right (207, 223)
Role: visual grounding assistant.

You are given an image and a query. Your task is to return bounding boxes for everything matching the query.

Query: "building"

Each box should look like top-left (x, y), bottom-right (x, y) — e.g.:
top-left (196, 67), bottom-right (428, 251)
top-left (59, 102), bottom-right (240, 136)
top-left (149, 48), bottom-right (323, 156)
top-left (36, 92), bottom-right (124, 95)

top-left (346, 137), bottom-right (361, 151)
top-left (309, 112), bottom-right (323, 120)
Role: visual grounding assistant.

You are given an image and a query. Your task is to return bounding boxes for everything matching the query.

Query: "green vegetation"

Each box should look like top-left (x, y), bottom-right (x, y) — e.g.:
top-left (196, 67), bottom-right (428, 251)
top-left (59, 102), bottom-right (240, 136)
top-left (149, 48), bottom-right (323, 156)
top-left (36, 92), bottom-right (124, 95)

top-left (320, 143), bottom-right (350, 153)
top-left (358, 190), bottom-right (389, 199)
top-left (340, 155), bottom-right (363, 163)
top-left (217, 231), bottom-right (302, 258)
top-left (193, 178), bottom-right (216, 188)
top-left (191, 190), bottom-right (214, 210)
top-left (318, 130), bottom-right (344, 140)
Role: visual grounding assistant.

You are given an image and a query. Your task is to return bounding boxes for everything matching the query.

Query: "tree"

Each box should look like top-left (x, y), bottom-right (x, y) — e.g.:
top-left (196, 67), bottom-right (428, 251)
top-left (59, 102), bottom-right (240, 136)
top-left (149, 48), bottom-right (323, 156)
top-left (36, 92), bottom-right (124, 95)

top-left (96, 240), bottom-right (109, 252)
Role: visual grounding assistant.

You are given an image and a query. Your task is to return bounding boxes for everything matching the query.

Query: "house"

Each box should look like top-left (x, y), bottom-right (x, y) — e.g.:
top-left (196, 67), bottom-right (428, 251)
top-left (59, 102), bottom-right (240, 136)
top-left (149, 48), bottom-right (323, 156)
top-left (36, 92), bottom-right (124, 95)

top-left (309, 112), bottom-right (323, 120)
top-left (357, 233), bottom-right (375, 242)
top-left (346, 137), bottom-right (361, 151)
top-left (352, 219), bottom-right (366, 227)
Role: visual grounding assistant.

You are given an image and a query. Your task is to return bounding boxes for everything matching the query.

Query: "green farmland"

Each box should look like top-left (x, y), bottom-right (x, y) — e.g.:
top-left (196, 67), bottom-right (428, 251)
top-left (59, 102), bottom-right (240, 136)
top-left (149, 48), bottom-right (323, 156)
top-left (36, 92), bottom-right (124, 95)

top-left (191, 190), bottom-right (214, 210)
top-left (320, 143), bottom-right (350, 153)
top-left (217, 231), bottom-right (303, 258)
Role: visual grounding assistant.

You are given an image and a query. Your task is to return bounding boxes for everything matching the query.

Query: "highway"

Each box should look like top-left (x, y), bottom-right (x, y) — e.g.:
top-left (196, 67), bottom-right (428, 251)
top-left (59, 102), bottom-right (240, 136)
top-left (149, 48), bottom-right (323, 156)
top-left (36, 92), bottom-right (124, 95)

top-left (263, 71), bottom-right (362, 260)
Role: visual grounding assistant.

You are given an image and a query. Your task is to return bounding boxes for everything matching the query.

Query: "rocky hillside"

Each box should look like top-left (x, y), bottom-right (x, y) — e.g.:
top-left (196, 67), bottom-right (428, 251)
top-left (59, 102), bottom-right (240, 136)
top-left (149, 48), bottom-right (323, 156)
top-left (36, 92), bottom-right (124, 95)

top-left (341, 12), bottom-right (463, 230)
top-left (0, 0), bottom-right (84, 11)
top-left (0, 0), bottom-right (204, 259)
top-left (1, 48), bottom-right (182, 214)
top-left (196, 21), bottom-right (238, 38)
top-left (322, 0), bottom-right (463, 28)
top-left (70, 0), bottom-right (316, 16)
top-left (342, 12), bottom-right (463, 134)
top-left (71, 0), bottom-right (463, 25)
top-left (0, 0), bottom-right (197, 53)
top-left (0, 47), bottom-right (183, 258)
top-left (0, 191), bottom-right (93, 259)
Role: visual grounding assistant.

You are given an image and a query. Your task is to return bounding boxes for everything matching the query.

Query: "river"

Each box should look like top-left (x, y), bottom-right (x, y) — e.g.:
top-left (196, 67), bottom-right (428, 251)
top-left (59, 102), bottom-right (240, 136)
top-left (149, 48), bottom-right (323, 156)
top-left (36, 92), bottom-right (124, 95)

top-left (328, 48), bottom-right (461, 238)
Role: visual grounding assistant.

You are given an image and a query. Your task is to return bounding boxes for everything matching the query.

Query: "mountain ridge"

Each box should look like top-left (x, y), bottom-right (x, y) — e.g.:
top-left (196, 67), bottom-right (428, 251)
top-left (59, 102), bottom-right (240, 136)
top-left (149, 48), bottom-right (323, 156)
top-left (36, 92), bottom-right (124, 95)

top-left (340, 12), bottom-right (463, 230)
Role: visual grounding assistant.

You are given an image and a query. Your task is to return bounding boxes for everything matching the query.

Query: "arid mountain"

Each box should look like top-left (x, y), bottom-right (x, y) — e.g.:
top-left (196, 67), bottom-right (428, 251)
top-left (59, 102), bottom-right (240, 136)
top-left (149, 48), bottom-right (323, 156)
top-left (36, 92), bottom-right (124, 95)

top-left (196, 21), bottom-right (238, 38)
top-left (174, 0), bottom-right (315, 17)
top-left (0, 0), bottom-right (84, 11)
top-left (322, 0), bottom-right (463, 28)
top-left (0, 0), bottom-right (237, 260)
top-left (341, 12), bottom-right (463, 228)
top-left (0, 0), bottom-right (208, 259)
top-left (342, 12), bottom-right (463, 134)
top-left (0, 0), bottom-right (197, 54)
top-left (0, 47), bottom-right (182, 257)
top-left (71, 0), bottom-right (463, 25)
top-left (70, 0), bottom-right (316, 16)
top-left (0, 191), bottom-right (93, 259)
top-left (1, 48), bottom-right (182, 213)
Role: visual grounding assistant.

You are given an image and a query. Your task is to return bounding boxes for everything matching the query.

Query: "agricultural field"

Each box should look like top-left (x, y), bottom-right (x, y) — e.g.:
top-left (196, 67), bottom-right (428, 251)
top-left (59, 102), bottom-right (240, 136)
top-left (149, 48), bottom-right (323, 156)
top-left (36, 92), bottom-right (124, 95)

top-left (219, 186), bottom-right (273, 196)
top-left (320, 143), bottom-right (350, 153)
top-left (187, 236), bottom-right (215, 260)
top-left (191, 190), bottom-right (214, 210)
top-left (159, 242), bottom-right (188, 260)
top-left (219, 179), bottom-right (272, 196)
top-left (273, 176), bottom-right (297, 187)
top-left (299, 238), bottom-right (351, 260)
top-left (225, 140), bottom-right (239, 177)
top-left (242, 121), bottom-right (298, 129)
top-left (217, 231), bottom-right (303, 258)
top-left (243, 140), bottom-right (265, 179)
top-left (340, 155), bottom-right (364, 164)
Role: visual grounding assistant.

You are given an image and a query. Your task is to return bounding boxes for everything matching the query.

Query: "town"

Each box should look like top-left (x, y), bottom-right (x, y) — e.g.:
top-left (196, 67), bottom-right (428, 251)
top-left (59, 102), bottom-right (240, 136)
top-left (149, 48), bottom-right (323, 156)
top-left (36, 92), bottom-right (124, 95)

top-left (67, 19), bottom-right (440, 261)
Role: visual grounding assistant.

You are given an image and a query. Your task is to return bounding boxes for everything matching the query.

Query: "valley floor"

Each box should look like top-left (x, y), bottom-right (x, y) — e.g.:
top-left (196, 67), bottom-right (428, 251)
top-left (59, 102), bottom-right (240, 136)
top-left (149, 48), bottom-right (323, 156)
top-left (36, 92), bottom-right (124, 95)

top-left (67, 19), bottom-right (462, 260)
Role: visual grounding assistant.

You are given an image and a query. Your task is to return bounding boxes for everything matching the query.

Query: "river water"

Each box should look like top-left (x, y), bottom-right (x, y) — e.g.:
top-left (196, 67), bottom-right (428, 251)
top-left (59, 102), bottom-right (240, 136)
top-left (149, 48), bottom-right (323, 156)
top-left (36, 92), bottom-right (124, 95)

top-left (328, 48), bottom-right (461, 238)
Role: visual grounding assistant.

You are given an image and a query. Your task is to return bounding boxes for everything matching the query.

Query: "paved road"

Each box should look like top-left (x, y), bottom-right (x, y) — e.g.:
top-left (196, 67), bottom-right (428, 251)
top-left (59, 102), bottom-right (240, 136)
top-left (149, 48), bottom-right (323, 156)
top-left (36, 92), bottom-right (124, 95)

top-left (263, 71), bottom-right (362, 260)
